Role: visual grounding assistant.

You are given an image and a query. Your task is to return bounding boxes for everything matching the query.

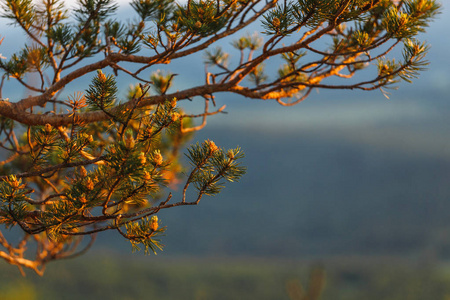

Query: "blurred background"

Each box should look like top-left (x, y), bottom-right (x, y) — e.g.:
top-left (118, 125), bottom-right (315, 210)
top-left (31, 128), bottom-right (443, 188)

top-left (0, 1), bottom-right (449, 299)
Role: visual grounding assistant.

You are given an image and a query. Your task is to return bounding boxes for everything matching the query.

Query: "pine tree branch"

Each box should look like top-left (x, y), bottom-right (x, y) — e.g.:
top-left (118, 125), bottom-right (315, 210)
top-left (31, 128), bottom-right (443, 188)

top-left (0, 156), bottom-right (105, 180)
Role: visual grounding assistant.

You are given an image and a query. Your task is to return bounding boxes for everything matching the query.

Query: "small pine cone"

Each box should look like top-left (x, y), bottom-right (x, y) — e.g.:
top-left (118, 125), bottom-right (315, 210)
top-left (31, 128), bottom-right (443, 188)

top-left (150, 215), bottom-right (159, 231)
top-left (171, 112), bottom-right (180, 122)
top-left (207, 140), bottom-right (219, 153)
top-left (10, 179), bottom-right (20, 189)
top-left (80, 196), bottom-right (87, 204)
top-left (44, 123), bottom-right (52, 133)
top-left (8, 176), bottom-right (25, 189)
top-left (194, 21), bottom-right (202, 28)
top-left (86, 178), bottom-right (94, 190)
top-left (143, 171), bottom-right (152, 181)
top-left (227, 150), bottom-right (235, 159)
top-left (139, 152), bottom-right (147, 164)
top-left (170, 98), bottom-right (177, 108)
top-left (272, 17), bottom-right (280, 28)
top-left (98, 70), bottom-right (106, 82)
top-left (153, 150), bottom-right (163, 166)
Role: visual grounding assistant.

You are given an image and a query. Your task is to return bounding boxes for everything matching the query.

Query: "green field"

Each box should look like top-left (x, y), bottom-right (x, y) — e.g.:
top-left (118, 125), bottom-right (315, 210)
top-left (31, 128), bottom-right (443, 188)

top-left (1, 253), bottom-right (450, 300)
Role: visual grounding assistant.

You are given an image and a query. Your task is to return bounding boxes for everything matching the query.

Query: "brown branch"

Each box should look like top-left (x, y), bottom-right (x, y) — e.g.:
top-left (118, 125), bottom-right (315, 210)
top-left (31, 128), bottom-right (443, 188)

top-left (181, 98), bottom-right (210, 133)
top-left (0, 83), bottom-right (233, 126)
top-left (0, 156), bottom-right (105, 180)
top-left (0, 250), bottom-right (44, 276)
top-left (276, 88), bottom-right (312, 106)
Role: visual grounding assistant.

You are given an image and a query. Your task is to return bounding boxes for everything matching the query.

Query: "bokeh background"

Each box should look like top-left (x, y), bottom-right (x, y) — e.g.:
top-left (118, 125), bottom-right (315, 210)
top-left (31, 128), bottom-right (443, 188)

top-left (0, 1), bottom-right (449, 299)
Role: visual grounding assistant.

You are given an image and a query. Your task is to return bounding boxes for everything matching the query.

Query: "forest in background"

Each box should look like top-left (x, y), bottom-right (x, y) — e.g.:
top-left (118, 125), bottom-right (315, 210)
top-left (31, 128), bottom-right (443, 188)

top-left (2, 253), bottom-right (450, 299)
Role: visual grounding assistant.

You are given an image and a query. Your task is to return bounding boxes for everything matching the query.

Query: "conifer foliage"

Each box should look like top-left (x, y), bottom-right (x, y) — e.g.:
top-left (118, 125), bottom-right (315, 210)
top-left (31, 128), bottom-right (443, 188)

top-left (0, 0), bottom-right (441, 274)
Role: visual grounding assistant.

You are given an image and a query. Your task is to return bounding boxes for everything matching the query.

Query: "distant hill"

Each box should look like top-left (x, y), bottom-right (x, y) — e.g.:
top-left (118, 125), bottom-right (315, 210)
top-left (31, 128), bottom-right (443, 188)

top-left (93, 115), bottom-right (450, 259)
